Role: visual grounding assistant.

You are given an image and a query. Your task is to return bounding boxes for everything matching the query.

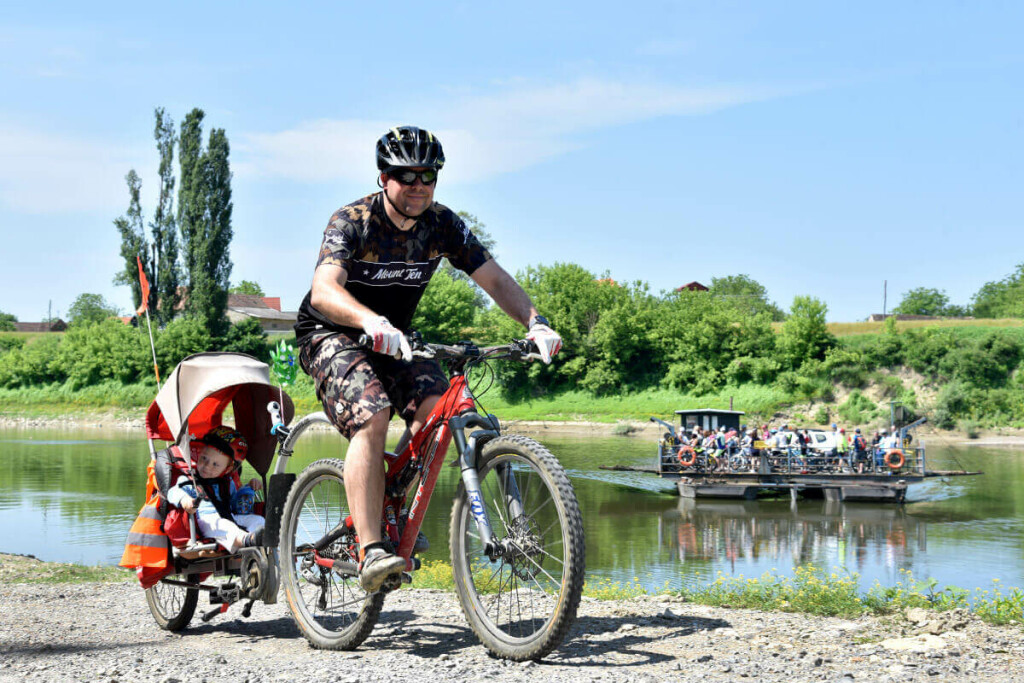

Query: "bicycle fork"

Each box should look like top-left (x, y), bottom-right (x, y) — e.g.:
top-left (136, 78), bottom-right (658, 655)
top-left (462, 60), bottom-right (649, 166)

top-left (450, 412), bottom-right (523, 559)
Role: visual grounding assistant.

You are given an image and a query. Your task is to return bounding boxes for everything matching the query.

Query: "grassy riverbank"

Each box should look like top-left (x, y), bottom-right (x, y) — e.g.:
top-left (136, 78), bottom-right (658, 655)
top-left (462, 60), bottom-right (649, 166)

top-left (5, 552), bottom-right (1020, 629)
top-left (4, 321), bottom-right (1024, 431)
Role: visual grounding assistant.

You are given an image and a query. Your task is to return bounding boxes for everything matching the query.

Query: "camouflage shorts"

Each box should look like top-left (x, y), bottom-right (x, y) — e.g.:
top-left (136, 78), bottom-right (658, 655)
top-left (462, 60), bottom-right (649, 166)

top-left (298, 333), bottom-right (449, 440)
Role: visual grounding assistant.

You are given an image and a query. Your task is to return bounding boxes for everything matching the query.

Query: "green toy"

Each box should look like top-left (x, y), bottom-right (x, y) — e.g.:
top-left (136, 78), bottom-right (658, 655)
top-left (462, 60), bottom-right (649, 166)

top-left (269, 340), bottom-right (297, 387)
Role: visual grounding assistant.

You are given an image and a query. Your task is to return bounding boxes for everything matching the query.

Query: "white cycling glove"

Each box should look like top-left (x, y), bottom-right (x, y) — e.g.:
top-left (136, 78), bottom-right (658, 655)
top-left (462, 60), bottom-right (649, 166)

top-left (525, 316), bottom-right (562, 364)
top-left (362, 315), bottom-right (412, 361)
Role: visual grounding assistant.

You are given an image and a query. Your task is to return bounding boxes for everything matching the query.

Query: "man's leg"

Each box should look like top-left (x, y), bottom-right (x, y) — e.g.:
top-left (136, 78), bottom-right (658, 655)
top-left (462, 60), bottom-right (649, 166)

top-left (345, 408), bottom-right (408, 591)
top-left (409, 395), bottom-right (440, 434)
top-left (345, 408), bottom-right (391, 547)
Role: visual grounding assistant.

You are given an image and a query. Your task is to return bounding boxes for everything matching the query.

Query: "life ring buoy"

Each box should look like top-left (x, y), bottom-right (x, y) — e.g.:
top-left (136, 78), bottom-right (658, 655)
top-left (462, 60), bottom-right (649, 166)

top-left (677, 445), bottom-right (697, 467)
top-left (885, 449), bottom-right (905, 469)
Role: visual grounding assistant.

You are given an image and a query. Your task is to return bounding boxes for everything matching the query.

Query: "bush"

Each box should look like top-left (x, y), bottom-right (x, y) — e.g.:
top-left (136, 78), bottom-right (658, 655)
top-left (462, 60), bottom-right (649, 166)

top-left (725, 356), bottom-right (781, 385)
top-left (220, 318), bottom-right (269, 361)
top-left (822, 347), bottom-right (868, 387)
top-left (959, 418), bottom-right (980, 439)
top-left (870, 372), bottom-right (904, 399)
top-left (931, 381), bottom-right (971, 429)
top-left (813, 405), bottom-right (830, 425)
top-left (0, 336), bottom-right (25, 354)
top-left (939, 333), bottom-right (1022, 389)
top-left (0, 335), bottom-right (63, 387)
top-left (778, 296), bottom-right (835, 368)
top-left (838, 390), bottom-right (879, 426)
top-left (155, 317), bottom-right (213, 374)
top-left (53, 320), bottom-right (151, 388)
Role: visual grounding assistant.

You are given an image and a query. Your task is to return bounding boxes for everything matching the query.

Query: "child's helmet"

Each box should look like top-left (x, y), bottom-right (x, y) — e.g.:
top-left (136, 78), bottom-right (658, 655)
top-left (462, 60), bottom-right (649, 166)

top-left (200, 426), bottom-right (249, 464)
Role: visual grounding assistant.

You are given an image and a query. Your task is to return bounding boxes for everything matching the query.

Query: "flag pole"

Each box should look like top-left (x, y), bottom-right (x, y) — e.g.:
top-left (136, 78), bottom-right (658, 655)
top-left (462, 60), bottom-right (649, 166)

top-left (136, 255), bottom-right (161, 389)
top-left (144, 308), bottom-right (161, 388)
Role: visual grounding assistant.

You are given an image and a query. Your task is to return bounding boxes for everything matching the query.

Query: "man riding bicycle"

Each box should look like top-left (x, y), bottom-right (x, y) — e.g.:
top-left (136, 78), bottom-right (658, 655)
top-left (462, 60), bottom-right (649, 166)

top-left (294, 125), bottom-right (562, 592)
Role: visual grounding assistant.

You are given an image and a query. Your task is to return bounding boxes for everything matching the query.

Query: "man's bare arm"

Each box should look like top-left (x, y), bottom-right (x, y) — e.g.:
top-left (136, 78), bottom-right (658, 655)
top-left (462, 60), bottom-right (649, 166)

top-left (470, 259), bottom-right (538, 328)
top-left (309, 264), bottom-right (378, 328)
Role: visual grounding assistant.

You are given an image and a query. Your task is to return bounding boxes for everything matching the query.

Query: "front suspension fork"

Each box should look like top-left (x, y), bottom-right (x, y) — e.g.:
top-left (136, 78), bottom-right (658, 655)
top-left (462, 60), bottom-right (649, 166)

top-left (450, 413), bottom-right (524, 557)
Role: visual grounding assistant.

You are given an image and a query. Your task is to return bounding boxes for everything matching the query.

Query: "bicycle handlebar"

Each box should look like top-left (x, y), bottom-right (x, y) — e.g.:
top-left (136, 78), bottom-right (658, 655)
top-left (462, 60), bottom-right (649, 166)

top-left (356, 333), bottom-right (538, 363)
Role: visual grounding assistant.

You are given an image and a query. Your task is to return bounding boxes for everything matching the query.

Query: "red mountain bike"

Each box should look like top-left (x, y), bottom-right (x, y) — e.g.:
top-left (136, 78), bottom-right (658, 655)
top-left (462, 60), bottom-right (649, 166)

top-left (274, 336), bottom-right (585, 661)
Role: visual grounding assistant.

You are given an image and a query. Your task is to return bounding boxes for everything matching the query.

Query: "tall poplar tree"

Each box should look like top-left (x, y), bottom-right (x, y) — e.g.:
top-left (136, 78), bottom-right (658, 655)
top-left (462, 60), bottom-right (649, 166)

top-left (113, 170), bottom-right (147, 312)
top-left (177, 108), bottom-right (233, 334)
top-left (149, 108), bottom-right (180, 322)
top-left (199, 127), bottom-right (233, 334)
top-left (178, 107), bottom-right (205, 310)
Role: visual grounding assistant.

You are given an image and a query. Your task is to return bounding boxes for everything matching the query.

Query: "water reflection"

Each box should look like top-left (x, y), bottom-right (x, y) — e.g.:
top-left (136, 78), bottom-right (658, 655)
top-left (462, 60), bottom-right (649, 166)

top-left (663, 499), bottom-right (929, 573)
top-left (1, 428), bottom-right (1023, 594)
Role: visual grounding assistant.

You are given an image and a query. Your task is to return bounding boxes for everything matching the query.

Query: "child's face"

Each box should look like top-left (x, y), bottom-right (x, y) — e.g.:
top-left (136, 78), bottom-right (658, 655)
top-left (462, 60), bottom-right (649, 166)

top-left (196, 445), bottom-right (232, 479)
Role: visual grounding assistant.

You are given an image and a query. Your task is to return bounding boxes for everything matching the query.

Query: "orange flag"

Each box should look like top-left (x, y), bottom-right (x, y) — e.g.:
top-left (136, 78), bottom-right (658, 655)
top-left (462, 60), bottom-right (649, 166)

top-left (136, 256), bottom-right (151, 316)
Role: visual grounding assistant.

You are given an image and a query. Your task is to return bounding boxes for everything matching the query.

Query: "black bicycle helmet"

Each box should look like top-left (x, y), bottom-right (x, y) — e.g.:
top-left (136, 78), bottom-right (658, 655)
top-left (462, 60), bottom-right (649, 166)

top-left (376, 126), bottom-right (445, 171)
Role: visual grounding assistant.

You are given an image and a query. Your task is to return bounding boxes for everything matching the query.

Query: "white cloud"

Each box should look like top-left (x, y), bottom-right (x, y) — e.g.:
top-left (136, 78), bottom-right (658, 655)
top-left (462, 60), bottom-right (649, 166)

top-left (0, 127), bottom-right (148, 214)
top-left (238, 77), bottom-right (787, 185)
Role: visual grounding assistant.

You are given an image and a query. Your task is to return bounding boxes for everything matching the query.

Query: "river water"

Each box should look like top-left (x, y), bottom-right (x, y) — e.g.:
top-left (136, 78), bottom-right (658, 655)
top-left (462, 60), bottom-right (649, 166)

top-left (1, 427), bottom-right (1021, 593)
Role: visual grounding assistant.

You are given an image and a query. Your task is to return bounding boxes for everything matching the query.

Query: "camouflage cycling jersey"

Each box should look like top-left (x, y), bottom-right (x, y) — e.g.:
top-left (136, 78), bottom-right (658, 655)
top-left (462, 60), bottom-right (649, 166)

top-left (294, 192), bottom-right (492, 346)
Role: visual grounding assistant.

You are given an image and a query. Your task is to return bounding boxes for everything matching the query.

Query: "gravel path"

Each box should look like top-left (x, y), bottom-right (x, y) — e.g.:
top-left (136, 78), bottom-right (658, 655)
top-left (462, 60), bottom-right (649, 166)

top-left (2, 580), bottom-right (1023, 683)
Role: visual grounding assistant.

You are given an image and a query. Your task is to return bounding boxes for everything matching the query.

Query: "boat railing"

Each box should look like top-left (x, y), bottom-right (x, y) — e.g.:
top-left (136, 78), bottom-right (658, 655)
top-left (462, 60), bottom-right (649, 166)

top-left (657, 442), bottom-right (926, 477)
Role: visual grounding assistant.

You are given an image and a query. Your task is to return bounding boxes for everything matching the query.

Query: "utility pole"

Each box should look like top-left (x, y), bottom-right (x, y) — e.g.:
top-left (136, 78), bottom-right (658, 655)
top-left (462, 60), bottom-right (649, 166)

top-left (48, 300), bottom-right (52, 323)
top-left (883, 280), bottom-right (887, 317)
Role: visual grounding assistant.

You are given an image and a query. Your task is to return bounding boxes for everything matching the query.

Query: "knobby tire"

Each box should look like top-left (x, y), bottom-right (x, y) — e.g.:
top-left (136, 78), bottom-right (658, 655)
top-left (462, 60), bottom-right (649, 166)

top-left (279, 458), bottom-right (384, 650)
top-left (449, 435), bottom-right (585, 661)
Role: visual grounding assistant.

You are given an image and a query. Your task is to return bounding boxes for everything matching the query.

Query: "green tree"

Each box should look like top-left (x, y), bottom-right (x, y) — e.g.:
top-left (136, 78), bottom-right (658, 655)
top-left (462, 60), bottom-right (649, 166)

top-left (0, 310), bottom-right (16, 332)
top-left (972, 263), bottom-right (1024, 318)
top-left (178, 109), bottom-right (233, 335)
top-left (778, 295), bottom-right (835, 368)
top-left (484, 263), bottom-right (627, 397)
top-left (149, 107), bottom-right (180, 322)
top-left (221, 318), bottom-right (269, 360)
top-left (230, 280), bottom-right (265, 296)
top-left (893, 287), bottom-right (952, 316)
top-left (709, 274), bottom-right (786, 321)
top-left (653, 289), bottom-right (776, 394)
top-left (113, 108), bottom-right (182, 322)
top-left (67, 293), bottom-right (120, 325)
top-left (411, 269), bottom-right (478, 342)
top-left (112, 170), bottom-right (147, 312)
top-left (436, 212), bottom-right (497, 308)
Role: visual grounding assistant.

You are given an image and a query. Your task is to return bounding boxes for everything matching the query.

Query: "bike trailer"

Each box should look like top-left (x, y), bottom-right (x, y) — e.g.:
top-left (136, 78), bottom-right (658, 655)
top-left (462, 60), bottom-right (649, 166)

top-left (121, 352), bottom-right (294, 587)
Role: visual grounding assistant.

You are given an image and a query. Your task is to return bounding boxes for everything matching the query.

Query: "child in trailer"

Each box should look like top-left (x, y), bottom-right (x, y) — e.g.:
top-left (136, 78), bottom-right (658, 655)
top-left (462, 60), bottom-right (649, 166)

top-left (167, 425), bottom-right (265, 551)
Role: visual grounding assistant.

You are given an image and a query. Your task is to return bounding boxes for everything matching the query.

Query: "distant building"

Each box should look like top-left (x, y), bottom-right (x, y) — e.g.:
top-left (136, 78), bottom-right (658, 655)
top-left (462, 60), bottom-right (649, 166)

top-left (14, 320), bottom-right (67, 332)
top-left (675, 281), bottom-right (709, 292)
top-left (226, 294), bottom-right (296, 333)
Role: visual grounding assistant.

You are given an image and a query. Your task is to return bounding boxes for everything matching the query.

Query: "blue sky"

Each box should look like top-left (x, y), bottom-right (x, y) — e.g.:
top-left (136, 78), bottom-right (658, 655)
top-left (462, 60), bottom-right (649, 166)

top-left (1, 1), bottom-right (1021, 323)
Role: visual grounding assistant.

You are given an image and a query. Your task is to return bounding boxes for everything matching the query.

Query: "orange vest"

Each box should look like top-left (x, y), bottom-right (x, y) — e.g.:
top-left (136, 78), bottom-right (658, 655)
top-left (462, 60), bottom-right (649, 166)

top-left (120, 457), bottom-right (173, 588)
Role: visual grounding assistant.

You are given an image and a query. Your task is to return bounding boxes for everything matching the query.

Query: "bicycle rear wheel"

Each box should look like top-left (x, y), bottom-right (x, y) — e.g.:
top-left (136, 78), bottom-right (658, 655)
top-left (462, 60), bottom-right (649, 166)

top-left (145, 573), bottom-right (199, 631)
top-left (279, 458), bottom-right (384, 650)
top-left (450, 435), bottom-right (585, 661)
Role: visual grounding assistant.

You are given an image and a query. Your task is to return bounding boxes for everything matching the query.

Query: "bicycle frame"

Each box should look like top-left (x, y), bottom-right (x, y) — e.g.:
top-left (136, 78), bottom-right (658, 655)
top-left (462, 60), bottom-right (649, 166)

top-left (383, 372), bottom-right (510, 569)
top-left (274, 363), bottom-right (516, 577)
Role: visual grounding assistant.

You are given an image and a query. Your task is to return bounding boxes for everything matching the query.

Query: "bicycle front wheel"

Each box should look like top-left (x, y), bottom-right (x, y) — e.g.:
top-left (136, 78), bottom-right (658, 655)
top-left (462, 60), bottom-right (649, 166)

top-left (279, 458), bottom-right (384, 650)
top-left (450, 435), bottom-right (585, 661)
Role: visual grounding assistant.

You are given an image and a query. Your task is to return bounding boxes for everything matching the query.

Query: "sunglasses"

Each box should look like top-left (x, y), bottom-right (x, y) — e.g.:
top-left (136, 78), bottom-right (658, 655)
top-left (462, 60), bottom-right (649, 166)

top-left (387, 168), bottom-right (438, 186)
